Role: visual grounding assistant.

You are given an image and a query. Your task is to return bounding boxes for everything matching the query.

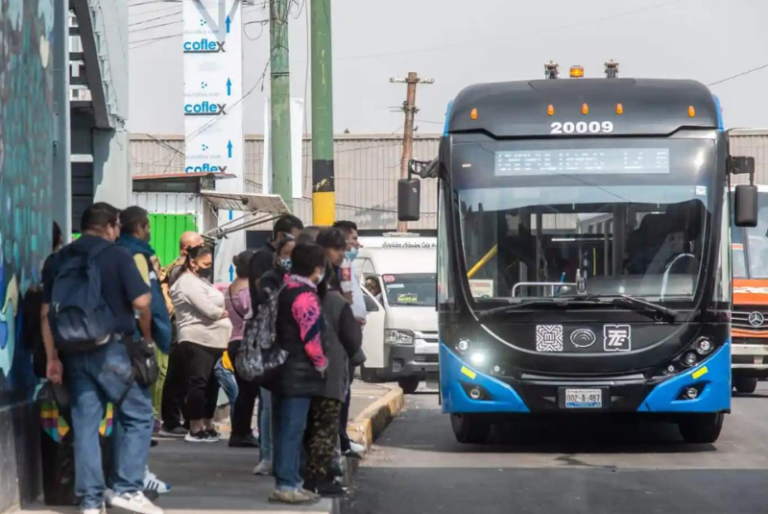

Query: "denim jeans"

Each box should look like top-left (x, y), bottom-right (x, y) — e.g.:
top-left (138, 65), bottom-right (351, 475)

top-left (259, 387), bottom-right (273, 462)
top-left (63, 341), bottom-right (153, 509)
top-left (213, 358), bottom-right (239, 418)
top-left (273, 395), bottom-right (311, 490)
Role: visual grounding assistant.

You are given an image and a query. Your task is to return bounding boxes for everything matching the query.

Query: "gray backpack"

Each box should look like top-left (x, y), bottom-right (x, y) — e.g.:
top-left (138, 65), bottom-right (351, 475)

top-left (236, 284), bottom-right (288, 383)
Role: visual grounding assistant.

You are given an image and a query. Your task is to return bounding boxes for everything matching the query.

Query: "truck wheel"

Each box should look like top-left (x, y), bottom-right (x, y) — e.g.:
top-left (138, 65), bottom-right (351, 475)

top-left (734, 376), bottom-right (758, 394)
top-left (678, 413), bottom-right (724, 444)
top-left (398, 377), bottom-right (420, 395)
top-left (450, 414), bottom-right (491, 444)
top-left (360, 365), bottom-right (378, 383)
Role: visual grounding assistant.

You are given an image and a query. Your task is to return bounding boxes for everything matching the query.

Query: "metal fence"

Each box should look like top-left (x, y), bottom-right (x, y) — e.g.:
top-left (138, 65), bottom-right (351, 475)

top-left (129, 134), bottom-right (440, 231)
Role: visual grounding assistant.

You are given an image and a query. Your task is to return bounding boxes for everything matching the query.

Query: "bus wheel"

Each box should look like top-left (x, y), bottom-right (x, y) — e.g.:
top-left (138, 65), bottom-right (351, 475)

top-left (398, 377), bottom-right (420, 395)
top-left (678, 413), bottom-right (724, 444)
top-left (734, 376), bottom-right (758, 394)
top-left (450, 414), bottom-right (491, 444)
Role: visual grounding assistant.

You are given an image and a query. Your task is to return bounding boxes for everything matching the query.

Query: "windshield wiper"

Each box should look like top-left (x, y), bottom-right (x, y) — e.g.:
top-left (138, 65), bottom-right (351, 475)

top-left (609, 295), bottom-right (679, 323)
top-left (477, 297), bottom-right (604, 320)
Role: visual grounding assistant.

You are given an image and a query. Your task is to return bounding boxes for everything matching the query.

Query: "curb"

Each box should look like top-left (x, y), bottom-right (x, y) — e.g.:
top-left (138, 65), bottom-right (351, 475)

top-left (346, 385), bottom-right (405, 449)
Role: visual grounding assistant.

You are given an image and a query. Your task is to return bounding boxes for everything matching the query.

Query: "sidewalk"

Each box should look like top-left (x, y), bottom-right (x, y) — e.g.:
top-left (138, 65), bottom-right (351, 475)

top-left (22, 381), bottom-right (403, 514)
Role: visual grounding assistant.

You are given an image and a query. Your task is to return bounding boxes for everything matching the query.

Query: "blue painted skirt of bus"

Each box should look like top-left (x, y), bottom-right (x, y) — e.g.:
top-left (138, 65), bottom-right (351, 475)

top-left (638, 341), bottom-right (731, 413)
top-left (439, 341), bottom-right (731, 414)
top-left (439, 344), bottom-right (530, 414)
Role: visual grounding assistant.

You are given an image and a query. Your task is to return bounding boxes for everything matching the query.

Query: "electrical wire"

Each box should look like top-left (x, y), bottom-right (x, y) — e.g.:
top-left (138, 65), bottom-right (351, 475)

top-left (708, 62), bottom-right (768, 87)
top-left (129, 33), bottom-right (180, 48)
top-left (129, 11), bottom-right (181, 28)
top-left (129, 19), bottom-right (183, 33)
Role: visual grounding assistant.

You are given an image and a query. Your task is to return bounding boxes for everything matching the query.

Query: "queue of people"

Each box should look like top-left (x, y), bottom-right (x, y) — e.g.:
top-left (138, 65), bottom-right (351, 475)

top-left (42, 204), bottom-right (368, 512)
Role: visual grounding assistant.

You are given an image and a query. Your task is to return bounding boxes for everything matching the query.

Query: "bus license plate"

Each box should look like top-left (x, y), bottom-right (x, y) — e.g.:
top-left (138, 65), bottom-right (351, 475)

top-left (564, 389), bottom-right (602, 409)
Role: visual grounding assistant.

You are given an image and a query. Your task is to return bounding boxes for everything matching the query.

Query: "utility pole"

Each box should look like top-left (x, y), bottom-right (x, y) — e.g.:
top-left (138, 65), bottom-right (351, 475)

top-left (270, 0), bottom-right (293, 210)
top-left (391, 72), bottom-right (433, 232)
top-left (311, 0), bottom-right (335, 226)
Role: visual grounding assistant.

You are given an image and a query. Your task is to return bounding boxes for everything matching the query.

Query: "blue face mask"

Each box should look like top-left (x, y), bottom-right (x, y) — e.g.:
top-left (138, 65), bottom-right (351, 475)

top-left (280, 258), bottom-right (292, 271)
top-left (346, 247), bottom-right (358, 261)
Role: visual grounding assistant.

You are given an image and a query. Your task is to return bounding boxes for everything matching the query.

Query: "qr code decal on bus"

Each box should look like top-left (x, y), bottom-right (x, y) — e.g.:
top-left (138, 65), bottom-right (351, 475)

top-left (536, 325), bottom-right (564, 352)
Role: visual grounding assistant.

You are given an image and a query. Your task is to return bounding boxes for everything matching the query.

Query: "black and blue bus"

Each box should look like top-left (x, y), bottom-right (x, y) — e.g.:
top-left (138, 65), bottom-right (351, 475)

top-left (399, 63), bottom-right (758, 444)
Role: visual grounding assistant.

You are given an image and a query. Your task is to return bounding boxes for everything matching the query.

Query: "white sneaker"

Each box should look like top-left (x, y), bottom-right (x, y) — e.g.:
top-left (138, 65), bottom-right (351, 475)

top-left (253, 460), bottom-right (273, 475)
top-left (110, 491), bottom-right (164, 514)
top-left (144, 467), bottom-right (171, 494)
top-left (81, 505), bottom-right (105, 514)
top-left (349, 441), bottom-right (366, 454)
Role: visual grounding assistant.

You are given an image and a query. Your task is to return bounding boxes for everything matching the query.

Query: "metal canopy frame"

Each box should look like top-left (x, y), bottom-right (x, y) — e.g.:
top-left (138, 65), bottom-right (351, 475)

top-left (199, 190), bottom-right (289, 240)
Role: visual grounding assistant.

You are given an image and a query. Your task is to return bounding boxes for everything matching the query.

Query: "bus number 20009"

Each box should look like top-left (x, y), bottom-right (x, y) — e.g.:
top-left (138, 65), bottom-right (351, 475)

top-left (550, 121), bottom-right (614, 134)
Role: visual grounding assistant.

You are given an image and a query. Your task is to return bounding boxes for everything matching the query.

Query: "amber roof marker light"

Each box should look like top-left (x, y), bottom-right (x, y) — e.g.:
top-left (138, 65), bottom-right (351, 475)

top-left (570, 65), bottom-right (585, 78)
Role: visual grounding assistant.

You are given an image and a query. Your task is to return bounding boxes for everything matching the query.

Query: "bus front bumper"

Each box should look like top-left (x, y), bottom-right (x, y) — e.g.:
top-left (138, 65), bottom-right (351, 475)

top-left (439, 342), bottom-right (731, 415)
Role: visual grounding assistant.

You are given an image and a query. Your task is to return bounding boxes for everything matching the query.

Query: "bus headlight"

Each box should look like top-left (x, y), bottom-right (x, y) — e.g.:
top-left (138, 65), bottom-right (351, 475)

top-left (469, 352), bottom-right (486, 367)
top-left (457, 339), bottom-right (471, 352)
top-left (695, 338), bottom-right (714, 356)
top-left (385, 329), bottom-right (414, 345)
top-left (682, 352), bottom-right (698, 368)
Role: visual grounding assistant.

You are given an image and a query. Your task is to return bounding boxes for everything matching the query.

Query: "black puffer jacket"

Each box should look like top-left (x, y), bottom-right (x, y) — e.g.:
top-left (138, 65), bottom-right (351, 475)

top-left (319, 291), bottom-right (363, 401)
top-left (272, 278), bottom-right (328, 397)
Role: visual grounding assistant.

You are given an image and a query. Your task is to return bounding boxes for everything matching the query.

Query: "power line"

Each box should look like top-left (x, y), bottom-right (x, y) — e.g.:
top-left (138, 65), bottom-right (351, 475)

top-left (129, 33), bottom-right (180, 48)
top-left (708, 62), bottom-right (768, 87)
top-left (129, 19), bottom-right (183, 33)
top-left (129, 11), bottom-right (181, 28)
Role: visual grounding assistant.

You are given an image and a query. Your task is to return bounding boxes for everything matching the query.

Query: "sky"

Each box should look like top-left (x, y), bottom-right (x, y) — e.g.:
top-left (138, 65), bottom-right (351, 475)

top-left (128, 0), bottom-right (768, 136)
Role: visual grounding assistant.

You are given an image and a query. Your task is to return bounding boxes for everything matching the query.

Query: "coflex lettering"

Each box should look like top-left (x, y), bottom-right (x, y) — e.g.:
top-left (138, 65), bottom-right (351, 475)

top-left (185, 164), bottom-right (228, 174)
top-left (184, 102), bottom-right (227, 116)
top-left (183, 39), bottom-right (225, 53)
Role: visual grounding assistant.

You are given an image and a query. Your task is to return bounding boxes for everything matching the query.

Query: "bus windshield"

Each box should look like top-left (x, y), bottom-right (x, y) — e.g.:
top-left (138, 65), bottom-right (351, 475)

top-left (382, 273), bottom-right (437, 307)
top-left (453, 137), bottom-right (716, 305)
top-left (732, 191), bottom-right (768, 279)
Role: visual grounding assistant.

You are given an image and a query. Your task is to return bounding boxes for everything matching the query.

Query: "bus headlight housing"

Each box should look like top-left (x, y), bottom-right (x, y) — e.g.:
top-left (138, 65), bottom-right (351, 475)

top-left (385, 329), bottom-right (414, 345)
top-left (653, 337), bottom-right (718, 378)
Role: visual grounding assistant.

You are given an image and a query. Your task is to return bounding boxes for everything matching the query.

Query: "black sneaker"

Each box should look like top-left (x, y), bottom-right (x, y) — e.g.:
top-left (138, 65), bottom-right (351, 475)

top-left (150, 439), bottom-right (159, 448)
top-left (228, 433), bottom-right (259, 448)
top-left (305, 479), bottom-right (345, 498)
top-left (159, 426), bottom-right (188, 438)
top-left (206, 429), bottom-right (220, 442)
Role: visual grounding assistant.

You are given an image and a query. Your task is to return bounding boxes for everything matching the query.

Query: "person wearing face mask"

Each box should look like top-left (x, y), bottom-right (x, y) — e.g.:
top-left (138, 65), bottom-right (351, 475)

top-left (170, 245), bottom-right (233, 443)
top-left (249, 214), bottom-right (304, 310)
top-left (245, 237), bottom-right (297, 475)
top-left (269, 243), bottom-right (328, 504)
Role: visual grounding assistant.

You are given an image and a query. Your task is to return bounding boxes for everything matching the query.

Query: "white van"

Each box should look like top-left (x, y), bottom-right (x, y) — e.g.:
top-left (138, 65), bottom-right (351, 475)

top-left (356, 234), bottom-right (438, 394)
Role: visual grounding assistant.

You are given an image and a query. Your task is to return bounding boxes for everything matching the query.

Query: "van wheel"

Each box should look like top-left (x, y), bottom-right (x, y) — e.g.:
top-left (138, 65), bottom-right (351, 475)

top-left (398, 377), bottom-right (420, 394)
top-left (734, 376), bottom-right (758, 394)
top-left (360, 365), bottom-right (378, 383)
top-left (451, 414), bottom-right (491, 444)
top-left (678, 413), bottom-right (724, 444)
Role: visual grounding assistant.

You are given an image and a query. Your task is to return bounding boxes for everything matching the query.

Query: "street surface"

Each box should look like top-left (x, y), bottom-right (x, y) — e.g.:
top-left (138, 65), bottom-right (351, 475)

top-left (343, 383), bottom-right (768, 514)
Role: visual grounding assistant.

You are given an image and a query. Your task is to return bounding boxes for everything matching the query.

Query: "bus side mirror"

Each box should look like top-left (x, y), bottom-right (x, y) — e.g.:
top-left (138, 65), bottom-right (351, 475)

top-left (735, 184), bottom-right (758, 227)
top-left (398, 178), bottom-right (421, 222)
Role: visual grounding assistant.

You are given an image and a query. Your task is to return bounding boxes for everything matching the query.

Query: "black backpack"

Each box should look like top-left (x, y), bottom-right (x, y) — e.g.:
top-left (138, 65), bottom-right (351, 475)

top-left (236, 284), bottom-right (288, 384)
top-left (48, 242), bottom-right (114, 352)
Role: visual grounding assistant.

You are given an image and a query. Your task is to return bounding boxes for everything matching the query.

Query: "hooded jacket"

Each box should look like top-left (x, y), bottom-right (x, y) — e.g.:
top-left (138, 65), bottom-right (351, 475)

top-left (118, 234), bottom-right (172, 353)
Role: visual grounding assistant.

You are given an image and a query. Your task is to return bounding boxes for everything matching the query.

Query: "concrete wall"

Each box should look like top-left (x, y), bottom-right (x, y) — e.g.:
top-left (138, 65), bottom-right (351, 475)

top-left (0, 0), bottom-right (55, 511)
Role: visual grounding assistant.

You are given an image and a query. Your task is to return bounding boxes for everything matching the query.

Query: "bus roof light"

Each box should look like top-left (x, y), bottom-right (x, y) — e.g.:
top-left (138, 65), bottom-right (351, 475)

top-left (471, 108), bottom-right (478, 120)
top-left (688, 106), bottom-right (696, 118)
top-left (547, 104), bottom-right (555, 116)
top-left (616, 103), bottom-right (624, 115)
top-left (581, 103), bottom-right (589, 115)
top-left (570, 65), bottom-right (585, 78)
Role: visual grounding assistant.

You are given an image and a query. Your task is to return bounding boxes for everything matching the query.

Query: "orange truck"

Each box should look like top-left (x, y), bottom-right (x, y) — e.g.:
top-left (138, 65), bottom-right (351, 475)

top-left (731, 184), bottom-right (768, 393)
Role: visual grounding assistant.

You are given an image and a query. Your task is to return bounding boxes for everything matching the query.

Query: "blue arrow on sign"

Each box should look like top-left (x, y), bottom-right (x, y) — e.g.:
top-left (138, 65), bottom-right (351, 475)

top-left (226, 78), bottom-right (232, 96)
top-left (225, 16), bottom-right (231, 34)
top-left (227, 140), bottom-right (233, 158)
top-left (229, 264), bottom-right (234, 282)
top-left (228, 210), bottom-right (234, 221)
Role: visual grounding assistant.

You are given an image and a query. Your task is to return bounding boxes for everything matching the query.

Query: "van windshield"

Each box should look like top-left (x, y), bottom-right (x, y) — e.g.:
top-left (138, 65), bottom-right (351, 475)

top-left (382, 273), bottom-right (436, 307)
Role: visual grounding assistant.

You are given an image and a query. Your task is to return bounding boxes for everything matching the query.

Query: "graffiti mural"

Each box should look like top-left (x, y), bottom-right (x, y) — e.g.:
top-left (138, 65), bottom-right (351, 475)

top-left (0, 0), bottom-right (54, 406)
